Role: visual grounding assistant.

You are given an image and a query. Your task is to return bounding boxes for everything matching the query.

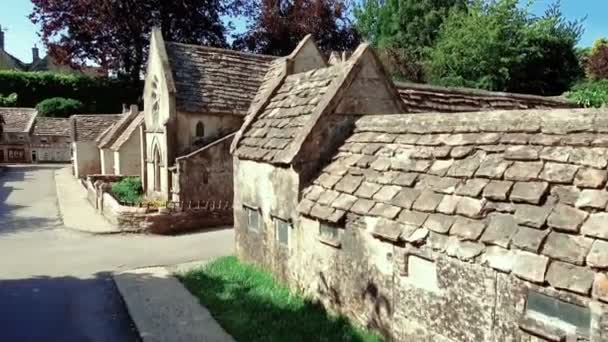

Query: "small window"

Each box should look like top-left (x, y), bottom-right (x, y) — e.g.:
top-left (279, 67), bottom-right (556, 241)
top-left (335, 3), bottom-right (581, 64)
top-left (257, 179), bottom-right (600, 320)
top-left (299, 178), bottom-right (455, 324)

top-left (244, 205), bottom-right (260, 232)
top-left (524, 291), bottom-right (590, 338)
top-left (195, 121), bottom-right (205, 138)
top-left (18, 136), bottom-right (24, 141)
top-left (318, 222), bottom-right (341, 247)
top-left (275, 217), bottom-right (290, 246)
top-left (40, 137), bottom-right (48, 144)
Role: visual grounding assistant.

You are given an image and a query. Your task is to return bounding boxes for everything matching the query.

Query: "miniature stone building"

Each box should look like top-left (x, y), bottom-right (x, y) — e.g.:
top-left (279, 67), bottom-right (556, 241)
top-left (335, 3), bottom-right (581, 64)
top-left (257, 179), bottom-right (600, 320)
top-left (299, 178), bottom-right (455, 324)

top-left (141, 28), bottom-right (275, 207)
top-left (232, 37), bottom-right (608, 341)
top-left (70, 114), bottom-right (122, 177)
top-left (97, 105), bottom-right (143, 175)
top-left (30, 116), bottom-right (71, 162)
top-left (0, 107), bottom-right (37, 163)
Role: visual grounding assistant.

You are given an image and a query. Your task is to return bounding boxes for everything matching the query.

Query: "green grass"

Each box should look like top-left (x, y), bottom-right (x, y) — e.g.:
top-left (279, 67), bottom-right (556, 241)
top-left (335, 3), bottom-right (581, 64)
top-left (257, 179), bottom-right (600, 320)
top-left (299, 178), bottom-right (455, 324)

top-left (178, 256), bottom-right (383, 342)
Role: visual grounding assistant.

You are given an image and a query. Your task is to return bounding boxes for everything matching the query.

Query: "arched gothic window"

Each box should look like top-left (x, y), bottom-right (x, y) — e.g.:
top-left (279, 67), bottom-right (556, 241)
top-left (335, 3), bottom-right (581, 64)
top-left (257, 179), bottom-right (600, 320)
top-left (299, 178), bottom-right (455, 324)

top-left (151, 76), bottom-right (160, 125)
top-left (195, 121), bottom-right (205, 138)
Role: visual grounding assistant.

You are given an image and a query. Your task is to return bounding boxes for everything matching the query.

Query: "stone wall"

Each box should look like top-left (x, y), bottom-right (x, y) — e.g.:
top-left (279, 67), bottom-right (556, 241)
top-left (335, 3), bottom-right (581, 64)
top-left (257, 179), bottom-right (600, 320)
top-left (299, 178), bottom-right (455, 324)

top-left (395, 82), bottom-right (578, 113)
top-left (84, 176), bottom-right (232, 234)
top-left (175, 133), bottom-right (235, 206)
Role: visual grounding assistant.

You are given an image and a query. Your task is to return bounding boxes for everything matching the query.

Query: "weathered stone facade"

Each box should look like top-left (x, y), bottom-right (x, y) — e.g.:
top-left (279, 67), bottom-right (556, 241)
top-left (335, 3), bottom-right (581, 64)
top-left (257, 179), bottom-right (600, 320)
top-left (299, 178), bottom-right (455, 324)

top-left (140, 28), bottom-right (275, 207)
top-left (70, 114), bottom-right (122, 177)
top-left (232, 37), bottom-right (608, 341)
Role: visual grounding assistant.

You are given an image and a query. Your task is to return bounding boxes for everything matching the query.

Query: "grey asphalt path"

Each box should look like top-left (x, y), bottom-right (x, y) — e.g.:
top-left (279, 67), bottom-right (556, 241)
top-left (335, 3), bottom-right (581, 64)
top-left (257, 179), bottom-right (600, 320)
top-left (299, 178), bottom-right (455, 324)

top-left (0, 165), bottom-right (235, 342)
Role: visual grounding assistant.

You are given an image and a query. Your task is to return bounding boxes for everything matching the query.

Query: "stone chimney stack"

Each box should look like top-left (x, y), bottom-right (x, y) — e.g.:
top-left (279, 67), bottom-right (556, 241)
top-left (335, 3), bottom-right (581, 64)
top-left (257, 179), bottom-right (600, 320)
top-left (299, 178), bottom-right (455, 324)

top-left (0, 25), bottom-right (5, 51)
top-left (32, 45), bottom-right (40, 62)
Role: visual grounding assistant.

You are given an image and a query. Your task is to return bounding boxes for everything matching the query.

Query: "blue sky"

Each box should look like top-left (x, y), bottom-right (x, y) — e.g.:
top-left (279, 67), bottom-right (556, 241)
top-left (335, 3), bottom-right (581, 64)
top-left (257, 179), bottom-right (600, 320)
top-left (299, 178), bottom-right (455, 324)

top-left (1, 0), bottom-right (607, 63)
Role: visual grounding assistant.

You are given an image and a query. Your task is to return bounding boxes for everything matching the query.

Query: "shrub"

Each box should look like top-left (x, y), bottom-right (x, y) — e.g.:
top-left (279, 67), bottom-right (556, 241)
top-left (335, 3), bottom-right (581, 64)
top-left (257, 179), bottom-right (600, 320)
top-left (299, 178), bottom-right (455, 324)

top-left (587, 38), bottom-right (608, 80)
top-left (0, 93), bottom-right (18, 107)
top-left (565, 80), bottom-right (608, 108)
top-left (111, 177), bottom-right (143, 205)
top-left (36, 97), bottom-right (84, 117)
top-left (0, 70), bottom-right (141, 113)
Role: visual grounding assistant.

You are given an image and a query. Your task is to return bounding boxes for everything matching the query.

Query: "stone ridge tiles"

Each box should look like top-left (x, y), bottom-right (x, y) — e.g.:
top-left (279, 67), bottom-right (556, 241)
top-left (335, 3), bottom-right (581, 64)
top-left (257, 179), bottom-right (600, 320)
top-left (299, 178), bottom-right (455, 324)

top-left (166, 42), bottom-right (276, 116)
top-left (98, 109), bottom-right (140, 149)
top-left (298, 108), bottom-right (608, 297)
top-left (0, 107), bottom-right (38, 133)
top-left (394, 81), bottom-right (576, 114)
top-left (70, 114), bottom-right (122, 142)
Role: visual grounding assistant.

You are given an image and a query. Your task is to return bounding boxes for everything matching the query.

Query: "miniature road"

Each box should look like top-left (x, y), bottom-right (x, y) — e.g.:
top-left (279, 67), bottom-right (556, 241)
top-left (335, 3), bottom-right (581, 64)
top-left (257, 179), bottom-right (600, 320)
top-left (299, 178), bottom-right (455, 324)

top-left (0, 165), bottom-right (235, 342)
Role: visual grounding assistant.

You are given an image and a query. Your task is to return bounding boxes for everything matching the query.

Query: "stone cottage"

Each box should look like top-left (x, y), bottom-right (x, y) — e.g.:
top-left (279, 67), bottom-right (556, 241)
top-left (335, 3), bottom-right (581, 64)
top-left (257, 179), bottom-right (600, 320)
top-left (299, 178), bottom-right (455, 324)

top-left (140, 28), bottom-right (275, 206)
top-left (232, 38), bottom-right (608, 341)
top-left (31, 117), bottom-right (71, 162)
top-left (97, 105), bottom-right (142, 175)
top-left (0, 107), bottom-right (37, 163)
top-left (70, 114), bottom-right (122, 177)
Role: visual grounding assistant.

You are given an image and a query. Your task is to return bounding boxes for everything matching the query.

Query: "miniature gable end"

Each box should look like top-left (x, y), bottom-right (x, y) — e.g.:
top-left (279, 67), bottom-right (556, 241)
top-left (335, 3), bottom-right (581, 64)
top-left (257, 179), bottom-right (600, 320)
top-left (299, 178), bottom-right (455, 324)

top-left (335, 44), bottom-right (406, 115)
top-left (288, 34), bottom-right (327, 74)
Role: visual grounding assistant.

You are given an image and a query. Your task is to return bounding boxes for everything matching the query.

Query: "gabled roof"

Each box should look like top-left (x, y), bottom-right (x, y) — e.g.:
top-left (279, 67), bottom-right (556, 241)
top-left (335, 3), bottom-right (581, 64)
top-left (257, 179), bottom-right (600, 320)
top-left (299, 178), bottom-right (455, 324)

top-left (233, 38), bottom-right (405, 164)
top-left (98, 106), bottom-right (140, 149)
top-left (33, 117), bottom-right (70, 137)
top-left (70, 114), bottom-right (122, 142)
top-left (165, 42), bottom-right (276, 115)
top-left (110, 112), bottom-right (144, 151)
top-left (0, 107), bottom-right (37, 133)
top-left (298, 108), bottom-right (608, 292)
top-left (0, 50), bottom-right (26, 71)
top-left (395, 82), bottom-right (577, 113)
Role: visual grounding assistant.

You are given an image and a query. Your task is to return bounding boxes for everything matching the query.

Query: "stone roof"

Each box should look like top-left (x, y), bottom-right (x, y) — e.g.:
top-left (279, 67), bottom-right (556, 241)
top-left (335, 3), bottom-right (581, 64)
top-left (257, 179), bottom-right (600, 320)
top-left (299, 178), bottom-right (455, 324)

top-left (33, 117), bottom-right (71, 137)
top-left (235, 64), bottom-right (341, 163)
top-left (70, 114), bottom-right (122, 142)
top-left (98, 108), bottom-right (140, 149)
top-left (166, 42), bottom-right (276, 116)
top-left (299, 108), bottom-right (608, 295)
top-left (110, 112), bottom-right (144, 151)
top-left (395, 82), bottom-right (577, 113)
top-left (0, 107), bottom-right (37, 133)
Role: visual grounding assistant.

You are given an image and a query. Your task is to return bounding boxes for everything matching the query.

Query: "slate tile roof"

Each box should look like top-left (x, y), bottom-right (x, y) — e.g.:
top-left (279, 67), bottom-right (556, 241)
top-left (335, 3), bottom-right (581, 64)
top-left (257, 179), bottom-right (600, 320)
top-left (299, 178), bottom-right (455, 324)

top-left (98, 109), bottom-right (140, 149)
top-left (110, 112), bottom-right (144, 151)
top-left (70, 114), bottom-right (122, 142)
top-left (0, 107), bottom-right (37, 132)
top-left (299, 108), bottom-right (608, 295)
top-left (235, 65), bottom-right (341, 163)
top-left (395, 82), bottom-right (577, 113)
top-left (32, 117), bottom-right (70, 137)
top-left (166, 42), bottom-right (276, 116)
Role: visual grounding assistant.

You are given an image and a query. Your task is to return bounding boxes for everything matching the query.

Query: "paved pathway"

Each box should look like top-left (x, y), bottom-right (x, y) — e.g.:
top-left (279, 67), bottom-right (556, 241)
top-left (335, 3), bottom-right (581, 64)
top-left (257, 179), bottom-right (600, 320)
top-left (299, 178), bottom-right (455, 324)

top-left (0, 165), bottom-right (235, 342)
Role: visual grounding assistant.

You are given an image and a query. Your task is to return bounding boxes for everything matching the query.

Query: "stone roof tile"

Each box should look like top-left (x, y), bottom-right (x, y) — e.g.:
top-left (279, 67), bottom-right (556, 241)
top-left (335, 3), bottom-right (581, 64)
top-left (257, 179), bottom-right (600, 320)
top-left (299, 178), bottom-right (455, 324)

top-left (0, 107), bottom-right (37, 133)
top-left (70, 114), bottom-right (122, 142)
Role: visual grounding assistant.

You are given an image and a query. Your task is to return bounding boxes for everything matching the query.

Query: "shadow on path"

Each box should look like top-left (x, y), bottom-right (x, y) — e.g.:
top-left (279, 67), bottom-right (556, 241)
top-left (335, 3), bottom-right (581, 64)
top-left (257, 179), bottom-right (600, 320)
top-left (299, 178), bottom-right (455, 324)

top-left (0, 273), bottom-right (141, 342)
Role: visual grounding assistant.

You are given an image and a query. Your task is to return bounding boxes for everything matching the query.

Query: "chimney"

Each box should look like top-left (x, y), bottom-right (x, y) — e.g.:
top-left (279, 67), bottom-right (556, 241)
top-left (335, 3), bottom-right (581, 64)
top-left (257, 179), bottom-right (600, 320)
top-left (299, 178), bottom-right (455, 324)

top-left (0, 25), bottom-right (4, 51)
top-left (32, 45), bottom-right (40, 62)
top-left (129, 104), bottom-right (139, 115)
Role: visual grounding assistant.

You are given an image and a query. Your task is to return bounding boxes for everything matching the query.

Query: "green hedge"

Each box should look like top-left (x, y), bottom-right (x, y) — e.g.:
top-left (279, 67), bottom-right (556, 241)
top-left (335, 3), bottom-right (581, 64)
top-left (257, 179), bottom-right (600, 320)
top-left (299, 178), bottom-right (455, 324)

top-left (565, 80), bottom-right (608, 108)
top-left (36, 97), bottom-right (84, 117)
top-left (0, 71), bottom-right (142, 113)
top-left (111, 177), bottom-right (143, 205)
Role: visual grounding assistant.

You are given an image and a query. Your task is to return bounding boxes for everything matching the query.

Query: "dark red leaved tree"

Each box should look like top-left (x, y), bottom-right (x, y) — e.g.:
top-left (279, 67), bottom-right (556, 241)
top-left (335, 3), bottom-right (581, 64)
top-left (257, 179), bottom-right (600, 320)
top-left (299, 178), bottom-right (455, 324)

top-left (30, 0), bottom-right (236, 82)
top-left (233, 0), bottom-right (360, 56)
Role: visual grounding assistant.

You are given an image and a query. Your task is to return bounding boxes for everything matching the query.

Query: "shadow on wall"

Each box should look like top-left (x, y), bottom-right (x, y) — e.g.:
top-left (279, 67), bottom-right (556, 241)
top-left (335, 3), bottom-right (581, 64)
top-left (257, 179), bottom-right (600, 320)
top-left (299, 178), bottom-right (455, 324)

top-left (0, 272), bottom-right (140, 342)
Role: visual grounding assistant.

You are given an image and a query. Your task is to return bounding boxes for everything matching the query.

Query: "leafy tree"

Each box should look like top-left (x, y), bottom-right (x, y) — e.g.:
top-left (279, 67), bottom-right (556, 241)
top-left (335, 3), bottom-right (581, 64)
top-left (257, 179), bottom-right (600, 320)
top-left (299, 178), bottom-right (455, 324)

top-left (429, 0), bottom-right (583, 95)
top-left (30, 0), bottom-right (239, 82)
top-left (354, 0), bottom-right (465, 81)
top-left (587, 38), bottom-right (608, 80)
top-left (36, 97), bottom-right (84, 118)
top-left (233, 0), bottom-right (360, 56)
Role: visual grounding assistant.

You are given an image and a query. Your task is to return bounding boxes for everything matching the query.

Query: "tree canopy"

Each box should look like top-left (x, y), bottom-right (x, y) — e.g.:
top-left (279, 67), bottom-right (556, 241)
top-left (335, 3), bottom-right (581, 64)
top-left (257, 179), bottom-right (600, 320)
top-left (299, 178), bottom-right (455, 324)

top-left (233, 0), bottom-right (360, 56)
top-left (30, 0), bottom-right (235, 82)
top-left (428, 0), bottom-right (584, 95)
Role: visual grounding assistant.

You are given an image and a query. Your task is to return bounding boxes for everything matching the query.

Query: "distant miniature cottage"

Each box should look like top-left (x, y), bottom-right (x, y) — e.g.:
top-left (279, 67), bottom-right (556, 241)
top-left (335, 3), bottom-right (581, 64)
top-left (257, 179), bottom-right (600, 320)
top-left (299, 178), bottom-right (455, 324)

top-left (70, 114), bottom-right (122, 177)
top-left (141, 28), bottom-right (275, 208)
top-left (96, 105), bottom-right (143, 176)
top-left (232, 36), bottom-right (607, 341)
top-left (31, 116), bottom-right (71, 162)
top-left (0, 108), bottom-right (37, 163)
